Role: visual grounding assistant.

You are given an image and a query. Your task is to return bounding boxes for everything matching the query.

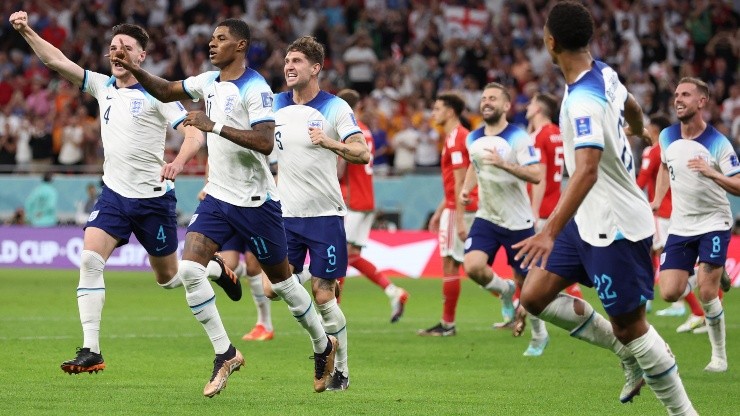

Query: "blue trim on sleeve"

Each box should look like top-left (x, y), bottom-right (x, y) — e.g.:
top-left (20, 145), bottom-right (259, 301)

top-left (182, 80), bottom-right (196, 100)
top-left (523, 160), bottom-right (539, 167)
top-left (727, 169), bottom-right (740, 177)
top-left (574, 143), bottom-right (604, 150)
top-left (250, 118), bottom-right (275, 127)
top-left (172, 115), bottom-right (186, 129)
top-left (80, 70), bottom-right (88, 92)
top-left (341, 129), bottom-right (362, 142)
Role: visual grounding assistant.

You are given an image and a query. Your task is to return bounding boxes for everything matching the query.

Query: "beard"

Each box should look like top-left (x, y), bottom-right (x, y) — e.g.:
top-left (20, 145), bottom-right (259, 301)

top-left (483, 109), bottom-right (505, 125)
top-left (676, 108), bottom-right (696, 123)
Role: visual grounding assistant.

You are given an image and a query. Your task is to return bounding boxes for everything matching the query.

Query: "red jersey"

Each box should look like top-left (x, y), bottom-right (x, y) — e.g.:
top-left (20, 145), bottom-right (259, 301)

top-left (636, 144), bottom-right (672, 218)
top-left (340, 121), bottom-right (375, 211)
top-left (441, 125), bottom-right (477, 212)
top-left (532, 123), bottom-right (563, 218)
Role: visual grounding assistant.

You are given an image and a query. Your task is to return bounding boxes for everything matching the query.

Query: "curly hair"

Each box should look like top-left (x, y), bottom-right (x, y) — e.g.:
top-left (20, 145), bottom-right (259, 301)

top-left (546, 1), bottom-right (594, 51)
top-left (436, 92), bottom-right (466, 118)
top-left (287, 36), bottom-right (325, 67)
top-left (111, 24), bottom-right (149, 50)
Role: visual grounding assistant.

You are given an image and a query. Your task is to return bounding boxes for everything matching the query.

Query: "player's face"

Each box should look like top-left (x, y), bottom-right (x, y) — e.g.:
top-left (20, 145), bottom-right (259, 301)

top-left (480, 88), bottom-right (509, 124)
top-left (674, 83), bottom-right (707, 122)
top-left (284, 51), bottom-right (318, 89)
top-left (208, 26), bottom-right (244, 69)
top-left (430, 100), bottom-right (450, 126)
top-left (543, 26), bottom-right (557, 64)
top-left (525, 99), bottom-right (539, 121)
top-left (109, 35), bottom-right (144, 78)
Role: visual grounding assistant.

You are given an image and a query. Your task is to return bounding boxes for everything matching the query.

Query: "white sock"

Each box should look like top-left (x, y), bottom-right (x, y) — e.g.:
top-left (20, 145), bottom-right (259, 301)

top-left (529, 314), bottom-right (548, 341)
top-left (158, 274), bottom-right (183, 289)
top-left (539, 294), bottom-right (630, 359)
top-left (626, 326), bottom-right (695, 415)
top-left (78, 250), bottom-right (106, 354)
top-left (680, 273), bottom-right (698, 299)
top-left (383, 283), bottom-right (399, 298)
top-left (318, 298), bottom-right (348, 375)
top-left (296, 269), bottom-right (312, 285)
top-left (247, 272), bottom-right (272, 331)
top-left (180, 260), bottom-right (230, 354)
top-left (483, 273), bottom-right (510, 295)
top-left (702, 297), bottom-right (726, 361)
top-left (271, 275), bottom-right (327, 353)
top-left (205, 259), bottom-right (222, 281)
top-left (234, 261), bottom-right (246, 278)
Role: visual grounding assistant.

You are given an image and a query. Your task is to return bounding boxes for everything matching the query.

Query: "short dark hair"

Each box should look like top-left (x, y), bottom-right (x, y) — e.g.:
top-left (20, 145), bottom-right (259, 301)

top-left (216, 19), bottom-right (251, 46)
top-left (111, 24), bottom-right (149, 50)
top-left (483, 82), bottom-right (511, 102)
top-left (436, 92), bottom-right (466, 118)
top-left (546, 1), bottom-right (593, 51)
top-left (287, 36), bottom-right (325, 67)
top-left (678, 77), bottom-right (710, 99)
top-left (337, 89), bottom-right (361, 109)
top-left (534, 93), bottom-right (559, 121)
top-left (649, 114), bottom-right (672, 131)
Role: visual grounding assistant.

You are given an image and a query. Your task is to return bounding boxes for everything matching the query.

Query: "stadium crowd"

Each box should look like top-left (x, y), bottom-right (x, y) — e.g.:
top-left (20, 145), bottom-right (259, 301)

top-left (0, 0), bottom-right (737, 175)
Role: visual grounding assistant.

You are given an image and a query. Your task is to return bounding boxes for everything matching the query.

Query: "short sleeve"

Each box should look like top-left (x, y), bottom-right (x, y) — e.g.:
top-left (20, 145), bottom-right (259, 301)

top-left (333, 100), bottom-right (362, 142)
top-left (568, 92), bottom-right (605, 151)
top-left (245, 80), bottom-right (275, 127)
top-left (156, 100), bottom-right (188, 129)
top-left (514, 134), bottom-right (539, 166)
top-left (182, 72), bottom-right (212, 100)
top-left (716, 138), bottom-right (740, 177)
top-left (449, 130), bottom-right (469, 168)
top-left (81, 70), bottom-right (111, 100)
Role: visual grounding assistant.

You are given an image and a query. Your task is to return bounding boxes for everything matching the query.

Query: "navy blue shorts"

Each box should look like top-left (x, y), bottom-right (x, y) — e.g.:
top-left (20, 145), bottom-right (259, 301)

top-left (284, 216), bottom-right (348, 279)
top-left (187, 195), bottom-right (287, 266)
top-left (465, 217), bottom-right (534, 277)
top-left (221, 234), bottom-right (251, 253)
top-left (661, 229), bottom-right (731, 272)
top-left (545, 219), bottom-right (654, 317)
top-left (85, 185), bottom-right (178, 256)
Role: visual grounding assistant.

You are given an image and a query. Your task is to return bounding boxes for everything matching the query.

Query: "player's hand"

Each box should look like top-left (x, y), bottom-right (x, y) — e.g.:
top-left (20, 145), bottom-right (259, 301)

top-left (512, 232), bottom-right (554, 270)
top-left (625, 125), bottom-right (653, 145)
top-left (183, 111), bottom-right (215, 133)
top-left (428, 212), bottom-right (441, 233)
top-left (482, 148), bottom-right (504, 167)
top-left (456, 222), bottom-right (468, 242)
top-left (108, 38), bottom-right (138, 71)
top-left (687, 156), bottom-right (717, 179)
top-left (160, 162), bottom-right (184, 181)
top-left (649, 199), bottom-right (660, 212)
top-left (197, 188), bottom-right (207, 201)
top-left (308, 127), bottom-right (329, 147)
top-left (9, 11), bottom-right (30, 31)
top-left (459, 189), bottom-right (471, 206)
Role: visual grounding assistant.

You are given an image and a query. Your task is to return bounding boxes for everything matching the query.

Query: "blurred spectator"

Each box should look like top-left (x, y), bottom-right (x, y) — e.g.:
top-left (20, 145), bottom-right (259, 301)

top-left (343, 31), bottom-right (378, 96)
top-left (0, 105), bottom-right (22, 173)
top-left (368, 115), bottom-right (391, 176)
top-left (392, 117), bottom-right (420, 175)
top-left (75, 182), bottom-right (99, 225)
top-left (415, 117), bottom-right (440, 169)
top-left (57, 107), bottom-right (85, 172)
top-left (28, 116), bottom-right (53, 173)
top-left (24, 172), bottom-right (58, 227)
top-left (6, 207), bottom-right (25, 225)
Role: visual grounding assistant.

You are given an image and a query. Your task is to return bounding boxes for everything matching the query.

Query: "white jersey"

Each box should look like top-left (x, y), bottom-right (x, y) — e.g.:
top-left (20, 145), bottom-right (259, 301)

top-left (183, 69), bottom-right (277, 207)
top-left (659, 123), bottom-right (738, 236)
top-left (83, 70), bottom-right (186, 198)
top-left (560, 61), bottom-right (654, 246)
top-left (466, 124), bottom-right (539, 230)
top-left (274, 90), bottom-right (362, 217)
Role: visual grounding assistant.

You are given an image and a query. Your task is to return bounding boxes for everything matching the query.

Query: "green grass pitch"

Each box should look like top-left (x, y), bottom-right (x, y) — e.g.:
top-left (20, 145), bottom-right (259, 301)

top-left (0, 269), bottom-right (738, 415)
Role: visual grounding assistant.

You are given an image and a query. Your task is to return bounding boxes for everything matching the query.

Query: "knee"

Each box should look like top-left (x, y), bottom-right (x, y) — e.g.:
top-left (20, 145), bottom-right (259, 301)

top-left (178, 260), bottom-right (206, 288)
top-left (659, 284), bottom-right (683, 303)
top-left (80, 250), bottom-right (105, 273)
top-left (519, 286), bottom-right (545, 316)
top-left (463, 261), bottom-right (486, 284)
top-left (263, 277), bottom-right (279, 300)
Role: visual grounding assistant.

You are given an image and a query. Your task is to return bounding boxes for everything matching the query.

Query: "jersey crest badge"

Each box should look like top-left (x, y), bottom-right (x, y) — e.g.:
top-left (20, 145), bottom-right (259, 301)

top-left (130, 99), bottom-right (144, 116)
top-left (308, 120), bottom-right (323, 129)
top-left (224, 95), bottom-right (237, 114)
top-left (261, 92), bottom-right (273, 108)
top-left (575, 116), bottom-right (592, 137)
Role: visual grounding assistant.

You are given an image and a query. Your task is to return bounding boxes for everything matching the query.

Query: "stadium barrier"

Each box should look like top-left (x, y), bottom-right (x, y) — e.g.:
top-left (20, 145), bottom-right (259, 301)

top-left (1, 226), bottom-right (739, 288)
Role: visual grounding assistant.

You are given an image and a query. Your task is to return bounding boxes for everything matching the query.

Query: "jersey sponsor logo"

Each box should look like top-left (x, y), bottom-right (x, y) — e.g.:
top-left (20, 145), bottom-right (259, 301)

top-left (731, 155), bottom-right (739, 167)
top-left (308, 120), bottom-right (323, 129)
top-left (130, 99), bottom-right (144, 116)
top-left (88, 210), bottom-right (99, 222)
top-left (155, 246), bottom-right (167, 252)
top-left (575, 116), bottom-right (592, 137)
top-left (450, 151), bottom-right (463, 165)
top-left (261, 92), bottom-right (273, 108)
top-left (106, 95), bottom-right (113, 100)
top-left (224, 95), bottom-right (237, 114)
top-left (207, 93), bottom-right (215, 98)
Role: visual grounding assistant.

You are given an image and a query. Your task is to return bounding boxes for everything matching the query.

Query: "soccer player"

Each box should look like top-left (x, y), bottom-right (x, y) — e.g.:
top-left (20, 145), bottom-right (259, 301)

top-left (653, 77), bottom-right (740, 373)
top-left (512, 2), bottom-right (696, 414)
top-left (112, 20), bottom-right (337, 394)
top-left (9, 11), bottom-right (241, 378)
top-left (272, 36), bottom-right (370, 391)
top-left (336, 88), bottom-right (409, 323)
top-left (526, 92), bottom-right (583, 302)
top-left (418, 92), bottom-right (477, 337)
top-left (460, 83), bottom-right (544, 356)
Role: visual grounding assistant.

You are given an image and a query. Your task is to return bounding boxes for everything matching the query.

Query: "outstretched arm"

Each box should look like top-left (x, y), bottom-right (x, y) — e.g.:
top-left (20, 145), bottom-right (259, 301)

top-left (10, 11), bottom-right (84, 86)
top-left (111, 38), bottom-right (190, 102)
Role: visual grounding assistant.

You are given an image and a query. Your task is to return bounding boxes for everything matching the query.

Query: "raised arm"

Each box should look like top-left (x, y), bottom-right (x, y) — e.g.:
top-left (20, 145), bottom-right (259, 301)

top-left (10, 11), bottom-right (84, 86)
top-left (111, 38), bottom-right (190, 102)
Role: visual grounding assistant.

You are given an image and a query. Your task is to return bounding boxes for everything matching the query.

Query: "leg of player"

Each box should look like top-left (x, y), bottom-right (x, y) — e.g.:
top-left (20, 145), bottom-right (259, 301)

top-left (464, 250), bottom-right (517, 325)
top-left (419, 256), bottom-right (461, 336)
top-left (262, 259), bottom-right (336, 392)
top-left (241, 251), bottom-right (274, 341)
top-left (155, 249), bottom-right (242, 303)
top-left (60, 227), bottom-right (118, 375)
top-left (348, 245), bottom-right (408, 323)
top-left (179, 232), bottom-right (244, 397)
top-left (313, 277), bottom-right (349, 391)
top-left (520, 269), bottom-right (647, 404)
top-left (696, 262), bottom-right (727, 372)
